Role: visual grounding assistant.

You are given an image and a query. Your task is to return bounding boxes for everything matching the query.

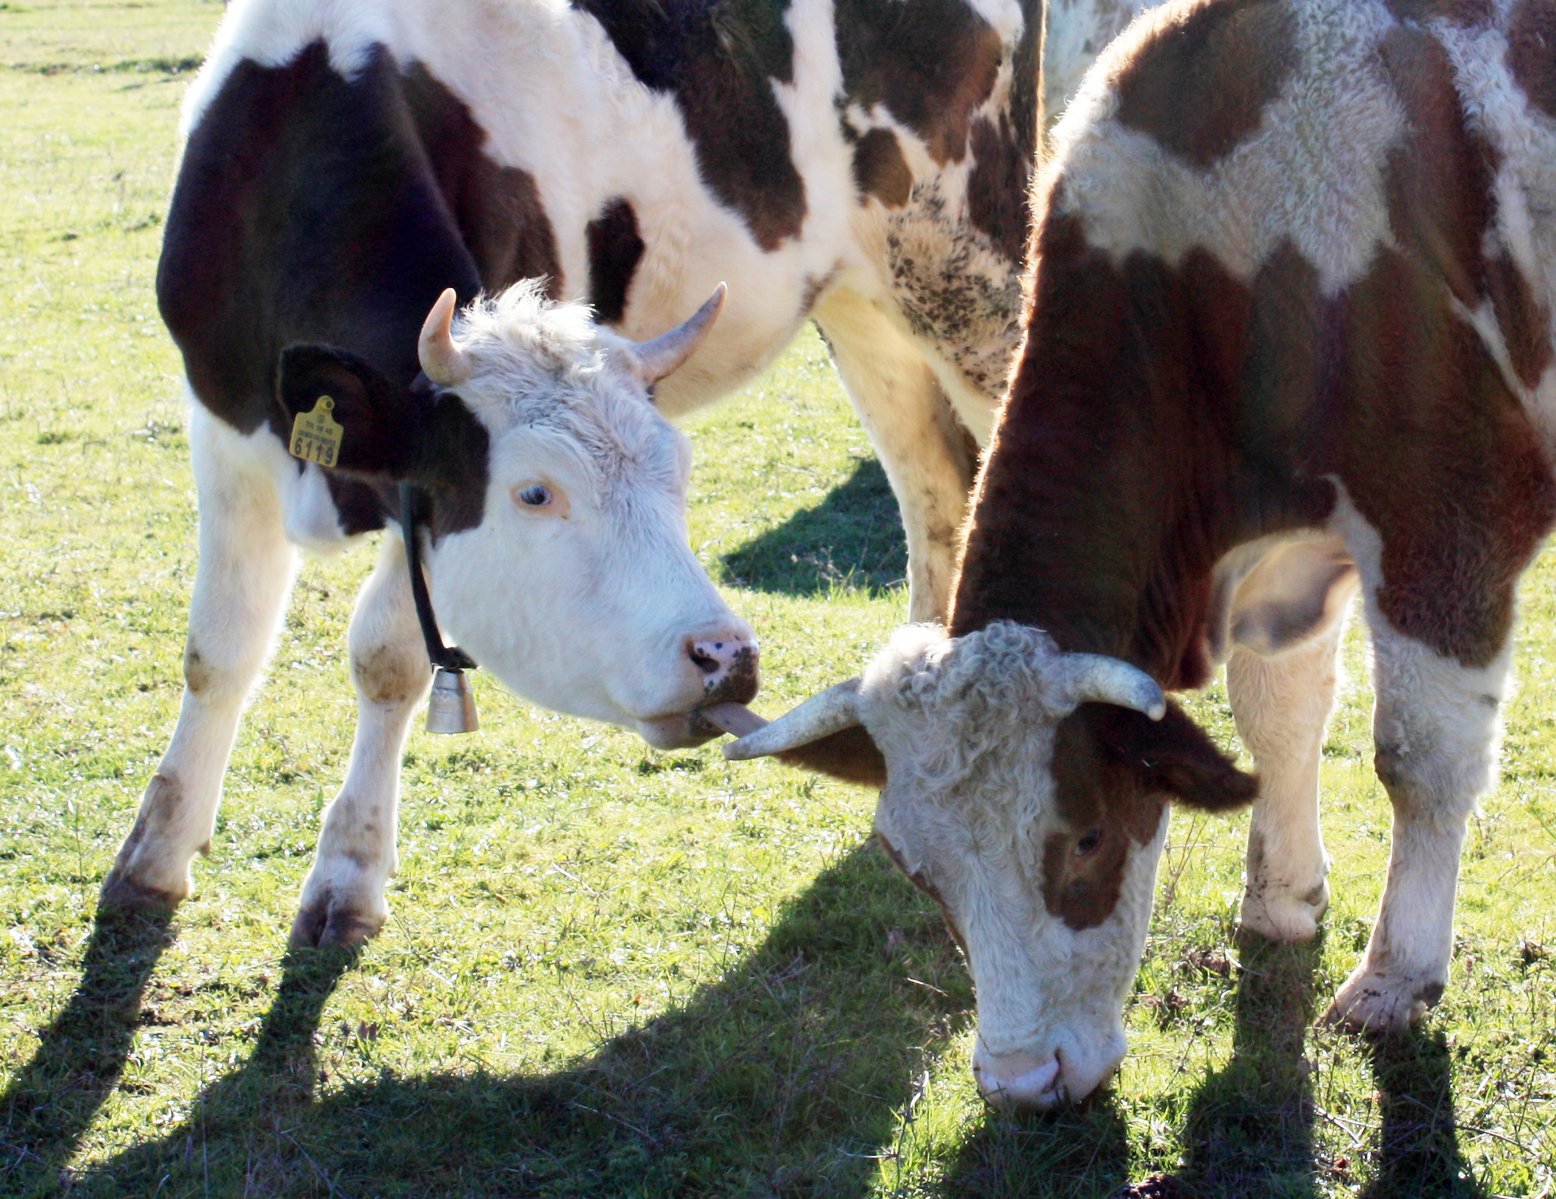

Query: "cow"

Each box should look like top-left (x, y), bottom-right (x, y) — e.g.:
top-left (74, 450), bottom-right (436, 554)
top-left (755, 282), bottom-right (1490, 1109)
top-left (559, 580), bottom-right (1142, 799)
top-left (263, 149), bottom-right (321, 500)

top-left (103, 0), bottom-right (1159, 944)
top-left (723, 0), bottom-right (1556, 1108)
top-left (104, 277), bottom-right (762, 945)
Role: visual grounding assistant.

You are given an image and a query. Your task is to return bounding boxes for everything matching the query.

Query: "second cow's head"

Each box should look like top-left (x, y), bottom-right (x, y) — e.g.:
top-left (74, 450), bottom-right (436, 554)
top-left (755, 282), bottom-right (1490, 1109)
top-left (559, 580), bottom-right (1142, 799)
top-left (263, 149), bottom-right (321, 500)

top-left (727, 621), bottom-right (1255, 1108)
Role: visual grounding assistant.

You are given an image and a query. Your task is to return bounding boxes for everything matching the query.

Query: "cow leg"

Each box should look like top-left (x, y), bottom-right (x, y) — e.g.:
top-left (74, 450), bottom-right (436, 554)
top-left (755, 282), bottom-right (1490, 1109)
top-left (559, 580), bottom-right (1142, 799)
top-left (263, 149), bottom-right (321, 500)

top-left (1229, 617), bottom-right (1348, 942)
top-left (1326, 619), bottom-right (1509, 1033)
top-left (813, 291), bottom-right (981, 623)
top-left (1227, 542), bottom-right (1357, 942)
top-left (290, 534), bottom-right (428, 947)
top-left (102, 406), bottom-right (298, 910)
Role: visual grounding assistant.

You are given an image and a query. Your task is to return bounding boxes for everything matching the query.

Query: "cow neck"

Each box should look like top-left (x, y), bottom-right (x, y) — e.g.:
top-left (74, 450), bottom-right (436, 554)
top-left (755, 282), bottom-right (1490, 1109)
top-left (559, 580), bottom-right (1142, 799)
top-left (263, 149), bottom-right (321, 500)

top-left (946, 217), bottom-right (1239, 690)
top-left (946, 210), bottom-right (1341, 688)
top-left (399, 483), bottom-right (478, 675)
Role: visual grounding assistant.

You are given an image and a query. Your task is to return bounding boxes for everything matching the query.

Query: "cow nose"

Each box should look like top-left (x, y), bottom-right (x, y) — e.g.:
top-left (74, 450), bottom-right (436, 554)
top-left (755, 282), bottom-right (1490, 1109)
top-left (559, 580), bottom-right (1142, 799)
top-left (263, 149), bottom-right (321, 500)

top-left (972, 1046), bottom-right (1066, 1110)
top-left (686, 630), bottom-right (760, 704)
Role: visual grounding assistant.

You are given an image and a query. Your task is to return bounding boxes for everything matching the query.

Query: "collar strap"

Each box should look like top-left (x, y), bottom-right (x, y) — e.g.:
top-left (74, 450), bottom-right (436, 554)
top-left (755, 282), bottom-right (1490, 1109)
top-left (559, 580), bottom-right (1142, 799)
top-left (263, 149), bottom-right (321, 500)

top-left (399, 483), bottom-right (477, 673)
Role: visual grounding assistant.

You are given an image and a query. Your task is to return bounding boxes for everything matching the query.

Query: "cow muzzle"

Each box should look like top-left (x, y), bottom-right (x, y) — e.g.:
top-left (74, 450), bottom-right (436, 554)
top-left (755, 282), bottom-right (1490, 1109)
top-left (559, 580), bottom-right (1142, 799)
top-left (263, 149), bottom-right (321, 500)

top-left (631, 626), bottom-right (760, 749)
top-left (971, 1034), bottom-right (1124, 1110)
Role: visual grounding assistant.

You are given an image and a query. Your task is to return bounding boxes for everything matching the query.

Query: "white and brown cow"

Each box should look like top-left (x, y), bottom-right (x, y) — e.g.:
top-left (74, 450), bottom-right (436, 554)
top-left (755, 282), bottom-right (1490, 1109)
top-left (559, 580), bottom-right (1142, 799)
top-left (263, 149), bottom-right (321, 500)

top-left (107, 0), bottom-right (1157, 943)
top-left (728, 0), bottom-right (1556, 1107)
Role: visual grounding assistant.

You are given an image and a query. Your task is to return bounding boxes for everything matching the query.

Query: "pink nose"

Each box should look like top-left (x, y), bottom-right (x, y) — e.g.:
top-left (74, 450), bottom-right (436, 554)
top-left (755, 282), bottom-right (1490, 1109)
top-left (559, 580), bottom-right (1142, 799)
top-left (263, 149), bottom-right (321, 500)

top-left (686, 630), bottom-right (760, 704)
top-left (973, 1047), bottom-right (1066, 1109)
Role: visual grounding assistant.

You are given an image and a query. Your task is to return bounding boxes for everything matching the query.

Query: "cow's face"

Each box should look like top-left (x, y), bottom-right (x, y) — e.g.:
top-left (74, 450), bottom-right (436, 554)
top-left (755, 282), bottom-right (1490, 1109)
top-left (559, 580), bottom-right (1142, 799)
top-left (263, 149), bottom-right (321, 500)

top-left (279, 284), bottom-right (757, 748)
top-left (725, 621), bottom-right (1254, 1107)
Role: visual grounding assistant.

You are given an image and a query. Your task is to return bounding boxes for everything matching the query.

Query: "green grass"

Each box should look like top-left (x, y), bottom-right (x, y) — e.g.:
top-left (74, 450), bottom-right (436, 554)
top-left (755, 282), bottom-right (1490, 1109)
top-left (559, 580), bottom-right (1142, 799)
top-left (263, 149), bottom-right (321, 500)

top-left (1, 2), bottom-right (1553, 1195)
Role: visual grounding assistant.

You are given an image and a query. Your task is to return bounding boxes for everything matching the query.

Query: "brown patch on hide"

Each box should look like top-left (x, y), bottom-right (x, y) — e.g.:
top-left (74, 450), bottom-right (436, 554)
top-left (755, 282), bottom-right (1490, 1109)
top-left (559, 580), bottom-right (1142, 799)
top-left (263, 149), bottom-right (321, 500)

top-left (158, 43), bottom-right (556, 539)
top-left (1378, 26), bottom-right (1493, 310)
top-left (1039, 703), bottom-right (1254, 931)
top-left (1113, 0), bottom-right (1296, 168)
top-left (1508, 0), bottom-right (1556, 120)
top-left (574, 0), bottom-right (806, 251)
top-left (852, 128), bottom-right (913, 208)
top-left (1385, 0), bottom-right (1494, 24)
top-left (1486, 253), bottom-right (1553, 388)
top-left (1341, 28), bottom-right (1556, 666)
top-left (405, 59), bottom-right (563, 292)
top-left (968, 115), bottom-right (1031, 264)
top-left (585, 197), bottom-right (645, 325)
top-left (1381, 23), bottom-right (1550, 391)
top-left (835, 0), bottom-right (1004, 164)
top-left (1329, 243), bottom-right (1556, 667)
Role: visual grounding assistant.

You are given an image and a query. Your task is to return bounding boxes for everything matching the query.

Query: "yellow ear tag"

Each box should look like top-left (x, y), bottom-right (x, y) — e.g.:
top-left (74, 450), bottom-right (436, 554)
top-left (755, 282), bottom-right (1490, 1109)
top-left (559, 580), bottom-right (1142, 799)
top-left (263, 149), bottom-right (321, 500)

top-left (289, 394), bottom-right (343, 468)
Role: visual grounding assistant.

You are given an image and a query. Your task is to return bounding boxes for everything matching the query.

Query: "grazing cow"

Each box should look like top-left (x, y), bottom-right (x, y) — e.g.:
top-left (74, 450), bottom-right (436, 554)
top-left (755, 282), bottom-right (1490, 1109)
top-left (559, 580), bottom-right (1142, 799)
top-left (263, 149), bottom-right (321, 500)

top-left (725, 0), bottom-right (1556, 1107)
top-left (105, 0), bottom-right (1157, 943)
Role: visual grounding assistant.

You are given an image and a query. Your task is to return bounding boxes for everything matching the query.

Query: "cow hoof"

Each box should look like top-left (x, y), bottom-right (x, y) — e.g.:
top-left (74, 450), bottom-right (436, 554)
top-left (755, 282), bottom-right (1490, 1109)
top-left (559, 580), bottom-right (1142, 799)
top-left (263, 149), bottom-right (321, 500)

top-left (1236, 882), bottom-right (1327, 943)
top-left (100, 869), bottom-right (186, 913)
top-left (1323, 968), bottom-right (1442, 1034)
top-left (288, 897), bottom-right (386, 949)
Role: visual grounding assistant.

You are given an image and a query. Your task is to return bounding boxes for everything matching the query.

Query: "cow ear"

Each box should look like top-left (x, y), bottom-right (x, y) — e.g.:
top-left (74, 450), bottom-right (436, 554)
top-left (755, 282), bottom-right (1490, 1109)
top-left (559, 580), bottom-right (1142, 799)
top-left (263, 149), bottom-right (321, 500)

top-left (1109, 702), bottom-right (1258, 812)
top-left (277, 344), bottom-right (427, 478)
top-left (775, 726), bottom-right (888, 789)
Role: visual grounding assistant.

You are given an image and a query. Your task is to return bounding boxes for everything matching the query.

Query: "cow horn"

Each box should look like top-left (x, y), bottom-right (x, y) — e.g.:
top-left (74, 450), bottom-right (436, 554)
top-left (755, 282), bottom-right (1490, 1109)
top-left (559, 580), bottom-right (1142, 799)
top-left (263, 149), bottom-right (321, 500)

top-left (1061, 654), bottom-right (1166, 720)
top-left (419, 287), bottom-right (470, 386)
top-left (627, 283), bottom-right (726, 385)
top-left (722, 677), bottom-right (863, 760)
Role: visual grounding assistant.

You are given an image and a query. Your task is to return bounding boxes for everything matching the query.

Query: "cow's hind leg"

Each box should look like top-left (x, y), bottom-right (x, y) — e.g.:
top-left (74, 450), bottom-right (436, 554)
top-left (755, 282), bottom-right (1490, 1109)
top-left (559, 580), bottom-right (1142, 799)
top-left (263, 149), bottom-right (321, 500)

top-left (290, 534), bottom-right (428, 947)
top-left (1325, 618), bottom-right (1509, 1033)
top-left (102, 406), bottom-right (298, 910)
top-left (1227, 540), bottom-right (1358, 942)
top-left (813, 291), bottom-right (980, 623)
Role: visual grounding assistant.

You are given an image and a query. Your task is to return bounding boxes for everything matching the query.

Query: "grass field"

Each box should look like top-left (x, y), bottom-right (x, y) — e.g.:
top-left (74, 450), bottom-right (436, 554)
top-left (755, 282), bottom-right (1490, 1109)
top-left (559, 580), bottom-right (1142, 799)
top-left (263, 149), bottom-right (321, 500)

top-left (1, 1), bottom-right (1553, 1195)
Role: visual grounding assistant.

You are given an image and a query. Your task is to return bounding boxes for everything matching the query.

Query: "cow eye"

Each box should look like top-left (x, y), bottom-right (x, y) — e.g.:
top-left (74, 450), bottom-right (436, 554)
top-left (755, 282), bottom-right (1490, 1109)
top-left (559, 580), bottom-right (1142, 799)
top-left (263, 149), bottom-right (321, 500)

top-left (1075, 828), bottom-right (1104, 857)
top-left (515, 484), bottom-right (551, 507)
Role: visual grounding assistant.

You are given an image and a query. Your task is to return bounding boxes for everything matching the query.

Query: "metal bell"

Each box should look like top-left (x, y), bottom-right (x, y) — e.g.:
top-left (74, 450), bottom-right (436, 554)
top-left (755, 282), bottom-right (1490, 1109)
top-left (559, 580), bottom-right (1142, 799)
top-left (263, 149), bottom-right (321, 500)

top-left (426, 667), bottom-right (479, 734)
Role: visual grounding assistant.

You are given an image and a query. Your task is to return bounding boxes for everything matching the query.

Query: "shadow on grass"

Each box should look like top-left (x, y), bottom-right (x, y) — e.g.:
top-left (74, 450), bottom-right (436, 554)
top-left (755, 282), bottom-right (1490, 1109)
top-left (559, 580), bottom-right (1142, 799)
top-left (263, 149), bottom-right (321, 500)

top-left (937, 1094), bottom-right (1132, 1199)
top-left (722, 458), bottom-right (907, 599)
top-left (0, 903), bottom-right (175, 1196)
top-left (64, 843), bottom-right (978, 1197)
top-left (1359, 1030), bottom-right (1489, 1199)
top-left (1172, 932), bottom-right (1324, 1198)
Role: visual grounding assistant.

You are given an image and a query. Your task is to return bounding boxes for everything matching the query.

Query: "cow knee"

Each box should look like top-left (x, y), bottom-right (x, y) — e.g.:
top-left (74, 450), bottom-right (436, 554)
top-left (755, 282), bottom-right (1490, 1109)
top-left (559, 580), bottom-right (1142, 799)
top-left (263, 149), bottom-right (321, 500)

top-left (350, 639), bottom-right (428, 708)
top-left (183, 637), bottom-right (265, 701)
top-left (1372, 734), bottom-right (1490, 820)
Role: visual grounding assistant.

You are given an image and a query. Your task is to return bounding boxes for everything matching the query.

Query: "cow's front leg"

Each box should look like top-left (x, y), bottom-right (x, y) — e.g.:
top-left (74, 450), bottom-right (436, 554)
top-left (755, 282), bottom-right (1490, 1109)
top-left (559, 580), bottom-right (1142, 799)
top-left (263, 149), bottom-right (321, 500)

top-left (1326, 619), bottom-right (1509, 1033)
top-left (1227, 544), bottom-right (1357, 942)
top-left (103, 406), bottom-right (299, 910)
top-left (290, 534), bottom-right (428, 947)
top-left (814, 292), bottom-right (981, 622)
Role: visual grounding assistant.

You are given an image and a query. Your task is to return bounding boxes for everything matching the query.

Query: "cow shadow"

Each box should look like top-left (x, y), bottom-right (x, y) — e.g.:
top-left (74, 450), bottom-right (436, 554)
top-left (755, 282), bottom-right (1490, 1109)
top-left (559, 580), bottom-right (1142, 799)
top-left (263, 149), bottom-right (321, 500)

top-left (0, 903), bottom-right (176, 1195)
top-left (57, 843), bottom-right (970, 1197)
top-left (1358, 1029), bottom-right (1488, 1199)
top-left (722, 458), bottom-right (908, 599)
top-left (1171, 932), bottom-right (1325, 1198)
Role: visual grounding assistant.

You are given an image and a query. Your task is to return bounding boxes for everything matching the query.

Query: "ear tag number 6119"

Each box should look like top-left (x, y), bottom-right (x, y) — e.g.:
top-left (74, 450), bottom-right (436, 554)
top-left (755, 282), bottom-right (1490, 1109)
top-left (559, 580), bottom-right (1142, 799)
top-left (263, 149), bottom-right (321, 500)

top-left (289, 394), bottom-right (343, 468)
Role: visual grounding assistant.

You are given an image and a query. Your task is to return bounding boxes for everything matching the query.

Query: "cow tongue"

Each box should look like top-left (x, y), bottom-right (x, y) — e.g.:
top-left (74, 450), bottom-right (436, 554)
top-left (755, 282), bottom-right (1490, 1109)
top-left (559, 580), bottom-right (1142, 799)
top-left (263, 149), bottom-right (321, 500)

top-left (692, 702), bottom-right (768, 738)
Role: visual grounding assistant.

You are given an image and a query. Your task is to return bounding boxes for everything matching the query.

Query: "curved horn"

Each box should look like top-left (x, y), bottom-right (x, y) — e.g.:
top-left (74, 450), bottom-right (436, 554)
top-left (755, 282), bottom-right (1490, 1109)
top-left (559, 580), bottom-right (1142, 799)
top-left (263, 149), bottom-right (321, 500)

top-left (723, 677), bottom-right (863, 760)
top-left (628, 283), bottom-right (726, 385)
top-left (418, 287), bottom-right (470, 386)
top-left (1061, 654), bottom-right (1166, 720)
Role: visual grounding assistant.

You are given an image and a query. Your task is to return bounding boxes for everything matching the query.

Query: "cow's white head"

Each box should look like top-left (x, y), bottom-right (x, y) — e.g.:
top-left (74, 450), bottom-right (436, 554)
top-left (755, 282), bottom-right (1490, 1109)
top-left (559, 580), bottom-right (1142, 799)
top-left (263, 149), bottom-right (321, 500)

top-left (725, 621), bottom-right (1255, 1107)
top-left (278, 283), bottom-right (757, 748)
